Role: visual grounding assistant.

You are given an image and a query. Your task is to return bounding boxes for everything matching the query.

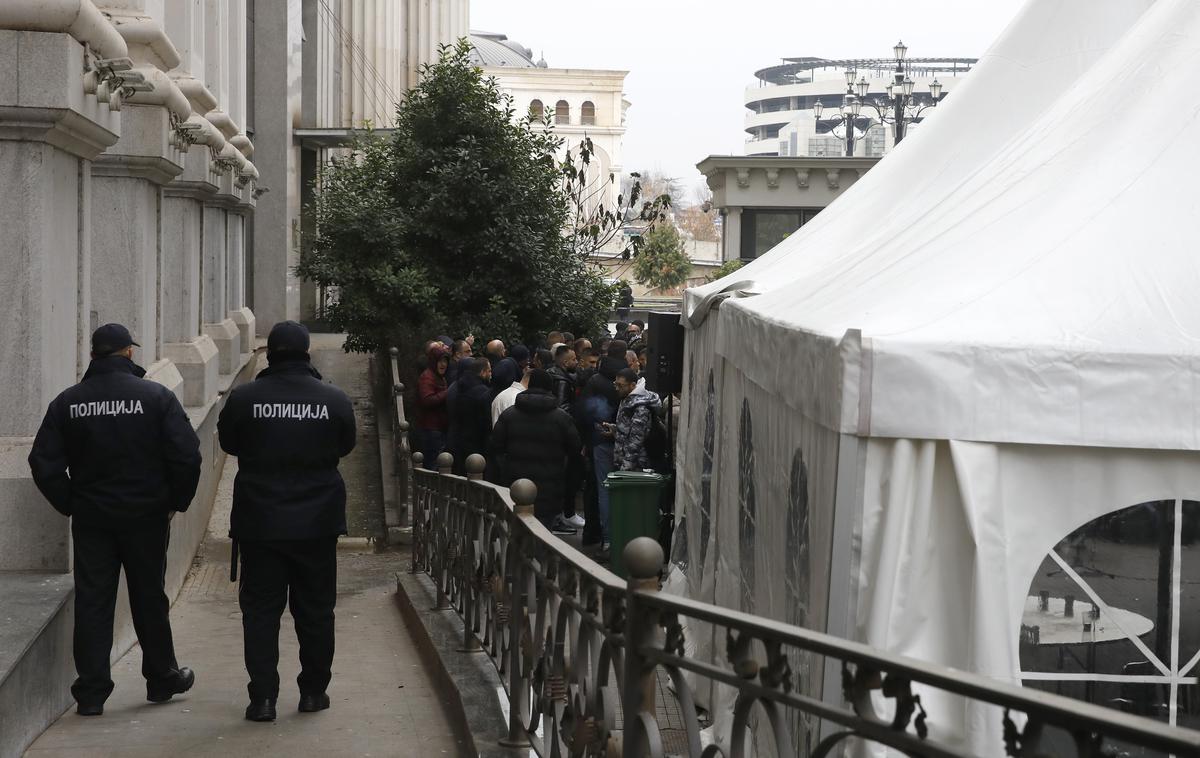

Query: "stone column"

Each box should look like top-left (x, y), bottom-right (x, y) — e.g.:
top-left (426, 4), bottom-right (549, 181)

top-left (91, 104), bottom-right (186, 398)
top-left (162, 148), bottom-right (222, 407)
top-left (202, 171), bottom-right (242, 373)
top-left (227, 195), bottom-right (257, 354)
top-left (723, 206), bottom-right (743, 261)
top-left (0, 29), bottom-right (121, 571)
top-left (250, 0), bottom-right (300, 335)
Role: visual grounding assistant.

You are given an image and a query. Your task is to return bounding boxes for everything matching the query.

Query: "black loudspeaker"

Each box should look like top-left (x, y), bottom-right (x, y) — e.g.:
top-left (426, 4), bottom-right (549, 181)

top-left (645, 311), bottom-right (685, 395)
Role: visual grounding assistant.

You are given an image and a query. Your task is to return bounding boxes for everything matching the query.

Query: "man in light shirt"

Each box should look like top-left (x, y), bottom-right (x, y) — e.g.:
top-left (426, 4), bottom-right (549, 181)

top-left (491, 366), bottom-right (529, 426)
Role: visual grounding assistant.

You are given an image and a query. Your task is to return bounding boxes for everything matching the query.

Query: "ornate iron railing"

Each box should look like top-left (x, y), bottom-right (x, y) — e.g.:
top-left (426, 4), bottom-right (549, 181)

top-left (391, 354), bottom-right (1200, 757)
top-left (387, 347), bottom-right (412, 529)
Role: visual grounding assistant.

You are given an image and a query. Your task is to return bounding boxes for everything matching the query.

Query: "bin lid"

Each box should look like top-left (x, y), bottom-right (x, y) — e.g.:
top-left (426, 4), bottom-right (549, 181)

top-left (604, 471), bottom-right (666, 487)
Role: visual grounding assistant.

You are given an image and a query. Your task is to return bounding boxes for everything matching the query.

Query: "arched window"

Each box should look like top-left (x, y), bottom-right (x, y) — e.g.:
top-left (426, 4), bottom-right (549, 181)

top-left (738, 399), bottom-right (757, 614)
top-left (581, 100), bottom-right (596, 126)
top-left (785, 449), bottom-right (810, 629)
top-left (555, 99), bottom-right (570, 125)
top-left (1021, 499), bottom-right (1200, 732)
top-left (528, 99), bottom-right (544, 120)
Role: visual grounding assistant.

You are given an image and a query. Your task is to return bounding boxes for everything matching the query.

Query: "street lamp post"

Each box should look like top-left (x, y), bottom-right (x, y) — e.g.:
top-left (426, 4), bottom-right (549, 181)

top-left (812, 69), bottom-right (862, 158)
top-left (813, 40), bottom-right (945, 156)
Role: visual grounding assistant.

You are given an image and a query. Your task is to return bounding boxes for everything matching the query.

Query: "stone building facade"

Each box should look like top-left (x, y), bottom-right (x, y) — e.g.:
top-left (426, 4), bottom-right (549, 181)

top-left (0, 3), bottom-right (466, 752)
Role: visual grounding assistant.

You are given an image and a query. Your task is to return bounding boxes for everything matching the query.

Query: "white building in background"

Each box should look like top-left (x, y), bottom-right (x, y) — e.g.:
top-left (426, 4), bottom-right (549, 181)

top-left (745, 55), bottom-right (977, 157)
top-left (469, 32), bottom-right (628, 213)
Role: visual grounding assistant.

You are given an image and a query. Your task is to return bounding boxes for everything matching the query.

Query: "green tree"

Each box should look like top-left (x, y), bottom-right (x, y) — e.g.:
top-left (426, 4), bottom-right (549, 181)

top-left (633, 224), bottom-right (693, 292)
top-left (297, 40), bottom-right (615, 351)
top-left (704, 258), bottom-right (745, 283)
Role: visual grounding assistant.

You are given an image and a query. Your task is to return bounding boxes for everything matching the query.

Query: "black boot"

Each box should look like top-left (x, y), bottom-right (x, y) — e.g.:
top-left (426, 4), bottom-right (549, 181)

top-left (147, 667), bottom-right (195, 703)
top-left (298, 693), bottom-right (330, 713)
top-left (245, 698), bottom-right (277, 722)
top-left (76, 702), bottom-right (104, 716)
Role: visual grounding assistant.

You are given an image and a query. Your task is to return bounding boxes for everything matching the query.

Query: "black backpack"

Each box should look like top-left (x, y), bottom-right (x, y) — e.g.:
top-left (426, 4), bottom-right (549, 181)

top-left (644, 408), bottom-right (669, 466)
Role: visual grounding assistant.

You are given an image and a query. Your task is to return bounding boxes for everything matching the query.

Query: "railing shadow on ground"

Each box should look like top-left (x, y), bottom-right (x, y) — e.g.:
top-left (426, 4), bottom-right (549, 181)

top-left (388, 347), bottom-right (1200, 758)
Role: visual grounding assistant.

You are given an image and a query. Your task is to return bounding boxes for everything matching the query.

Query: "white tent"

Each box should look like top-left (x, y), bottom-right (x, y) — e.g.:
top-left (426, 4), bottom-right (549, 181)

top-left (673, 0), bottom-right (1200, 752)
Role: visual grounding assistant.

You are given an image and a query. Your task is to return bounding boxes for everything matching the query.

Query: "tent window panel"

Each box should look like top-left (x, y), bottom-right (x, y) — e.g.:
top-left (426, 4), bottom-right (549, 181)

top-left (737, 399), bottom-right (757, 614)
top-left (698, 371), bottom-right (715, 573)
top-left (1019, 499), bottom-right (1200, 734)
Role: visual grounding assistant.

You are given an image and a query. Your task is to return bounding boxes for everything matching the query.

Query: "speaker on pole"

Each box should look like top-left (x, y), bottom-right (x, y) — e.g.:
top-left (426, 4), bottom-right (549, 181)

top-left (645, 311), bottom-right (685, 395)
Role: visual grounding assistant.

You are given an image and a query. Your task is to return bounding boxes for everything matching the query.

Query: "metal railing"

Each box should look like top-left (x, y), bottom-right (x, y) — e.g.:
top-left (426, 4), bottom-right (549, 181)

top-left (390, 355), bottom-right (1200, 757)
top-left (387, 347), bottom-right (412, 529)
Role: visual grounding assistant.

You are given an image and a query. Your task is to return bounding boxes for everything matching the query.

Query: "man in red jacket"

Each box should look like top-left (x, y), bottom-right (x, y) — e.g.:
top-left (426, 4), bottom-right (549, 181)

top-left (415, 343), bottom-right (450, 469)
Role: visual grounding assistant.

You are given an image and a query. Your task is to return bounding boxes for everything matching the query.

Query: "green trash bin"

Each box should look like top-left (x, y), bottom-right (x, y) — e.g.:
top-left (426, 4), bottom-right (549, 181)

top-left (604, 471), bottom-right (667, 578)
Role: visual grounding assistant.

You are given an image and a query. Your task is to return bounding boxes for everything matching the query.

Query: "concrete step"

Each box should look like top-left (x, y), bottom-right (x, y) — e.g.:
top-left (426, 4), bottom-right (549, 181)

top-left (0, 572), bottom-right (74, 758)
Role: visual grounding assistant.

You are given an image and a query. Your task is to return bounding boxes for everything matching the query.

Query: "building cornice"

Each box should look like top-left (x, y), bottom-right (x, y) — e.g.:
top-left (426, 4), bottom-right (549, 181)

top-left (0, 106), bottom-right (118, 160)
top-left (697, 155), bottom-right (880, 173)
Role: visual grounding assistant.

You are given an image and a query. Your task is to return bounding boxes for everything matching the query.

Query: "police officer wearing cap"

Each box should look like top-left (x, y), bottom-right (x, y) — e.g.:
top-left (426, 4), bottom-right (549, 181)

top-left (217, 321), bottom-right (356, 722)
top-left (28, 323), bottom-right (202, 716)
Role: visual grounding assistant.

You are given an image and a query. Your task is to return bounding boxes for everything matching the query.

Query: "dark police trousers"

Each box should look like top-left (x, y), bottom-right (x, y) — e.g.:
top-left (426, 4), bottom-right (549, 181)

top-left (71, 517), bottom-right (179, 705)
top-left (238, 538), bottom-right (337, 700)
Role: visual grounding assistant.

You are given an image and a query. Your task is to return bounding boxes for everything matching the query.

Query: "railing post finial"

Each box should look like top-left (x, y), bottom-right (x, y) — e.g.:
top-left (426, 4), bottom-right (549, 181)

top-left (437, 452), bottom-right (454, 475)
top-left (625, 537), bottom-right (664, 591)
top-left (412, 451), bottom-right (424, 468)
top-left (389, 346), bottom-right (399, 356)
top-left (510, 478), bottom-right (537, 516)
top-left (466, 454), bottom-right (486, 481)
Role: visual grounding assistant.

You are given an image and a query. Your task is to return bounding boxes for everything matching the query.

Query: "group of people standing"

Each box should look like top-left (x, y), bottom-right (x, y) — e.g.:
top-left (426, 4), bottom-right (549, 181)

top-left (412, 321), bottom-right (665, 554)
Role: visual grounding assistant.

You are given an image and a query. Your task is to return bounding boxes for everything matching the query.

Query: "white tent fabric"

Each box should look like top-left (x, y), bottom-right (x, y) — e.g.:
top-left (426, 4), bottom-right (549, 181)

top-left (683, 0), bottom-right (1154, 329)
top-left (717, 0), bottom-right (1200, 449)
top-left (669, 1), bottom-right (1200, 754)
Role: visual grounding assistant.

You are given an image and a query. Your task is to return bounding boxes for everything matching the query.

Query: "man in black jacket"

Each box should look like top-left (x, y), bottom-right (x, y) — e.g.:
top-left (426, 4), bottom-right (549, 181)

top-left (218, 321), bottom-right (356, 722)
top-left (28, 323), bottom-right (202, 716)
top-left (489, 370), bottom-right (582, 529)
top-left (447, 357), bottom-right (493, 472)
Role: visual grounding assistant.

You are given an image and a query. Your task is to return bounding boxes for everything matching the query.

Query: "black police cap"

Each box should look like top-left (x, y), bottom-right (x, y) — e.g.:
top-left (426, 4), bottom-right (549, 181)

top-left (266, 320), bottom-right (311, 354)
top-left (91, 323), bottom-right (140, 356)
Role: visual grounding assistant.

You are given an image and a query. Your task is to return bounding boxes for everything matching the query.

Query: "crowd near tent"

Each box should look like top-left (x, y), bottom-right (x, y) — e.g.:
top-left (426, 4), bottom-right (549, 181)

top-left (672, 0), bottom-right (1200, 752)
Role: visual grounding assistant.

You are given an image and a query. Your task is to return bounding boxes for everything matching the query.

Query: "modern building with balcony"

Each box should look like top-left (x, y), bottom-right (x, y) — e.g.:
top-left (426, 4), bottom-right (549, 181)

top-left (745, 54), bottom-right (977, 157)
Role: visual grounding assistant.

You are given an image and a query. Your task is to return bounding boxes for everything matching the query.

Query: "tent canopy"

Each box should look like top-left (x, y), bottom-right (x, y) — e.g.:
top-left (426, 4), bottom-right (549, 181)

top-left (688, 0), bottom-right (1200, 450)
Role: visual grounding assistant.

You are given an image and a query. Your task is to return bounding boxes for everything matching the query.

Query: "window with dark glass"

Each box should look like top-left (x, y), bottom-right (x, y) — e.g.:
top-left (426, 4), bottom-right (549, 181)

top-left (739, 208), bottom-right (822, 259)
top-left (555, 100), bottom-right (570, 124)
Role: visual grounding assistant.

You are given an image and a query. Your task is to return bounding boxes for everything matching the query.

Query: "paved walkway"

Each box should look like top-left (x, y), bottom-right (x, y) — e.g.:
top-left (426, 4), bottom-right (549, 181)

top-left (27, 346), bottom-right (467, 757)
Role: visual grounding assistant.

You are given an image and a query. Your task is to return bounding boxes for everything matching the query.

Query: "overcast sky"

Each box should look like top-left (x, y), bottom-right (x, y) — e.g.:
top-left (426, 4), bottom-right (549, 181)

top-left (470, 0), bottom-right (1026, 201)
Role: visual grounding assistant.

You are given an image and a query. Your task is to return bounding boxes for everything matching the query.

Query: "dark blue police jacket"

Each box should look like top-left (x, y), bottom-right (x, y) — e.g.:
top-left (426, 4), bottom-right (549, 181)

top-left (218, 358), bottom-right (356, 541)
top-left (28, 355), bottom-right (203, 525)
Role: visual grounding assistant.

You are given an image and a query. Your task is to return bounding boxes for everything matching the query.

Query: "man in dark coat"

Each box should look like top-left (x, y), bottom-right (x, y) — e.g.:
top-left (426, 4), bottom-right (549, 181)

top-left (489, 370), bottom-right (582, 530)
top-left (447, 357), bottom-right (493, 472)
top-left (217, 321), bottom-right (357, 722)
top-left (581, 340), bottom-right (627, 550)
top-left (28, 323), bottom-right (202, 716)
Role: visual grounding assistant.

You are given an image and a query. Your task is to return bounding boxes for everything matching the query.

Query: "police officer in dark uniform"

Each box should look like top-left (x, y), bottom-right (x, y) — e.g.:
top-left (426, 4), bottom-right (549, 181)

top-left (217, 321), bottom-right (356, 722)
top-left (28, 323), bottom-right (201, 716)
